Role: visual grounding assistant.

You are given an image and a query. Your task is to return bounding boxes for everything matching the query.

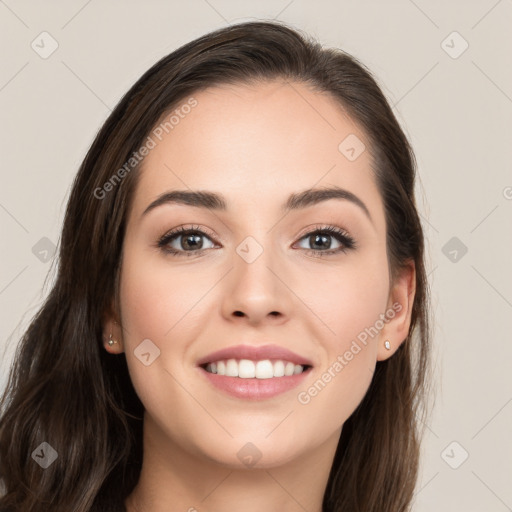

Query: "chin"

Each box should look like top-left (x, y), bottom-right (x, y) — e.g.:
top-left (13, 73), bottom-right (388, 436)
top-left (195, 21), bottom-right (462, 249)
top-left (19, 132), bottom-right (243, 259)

top-left (197, 435), bottom-right (309, 470)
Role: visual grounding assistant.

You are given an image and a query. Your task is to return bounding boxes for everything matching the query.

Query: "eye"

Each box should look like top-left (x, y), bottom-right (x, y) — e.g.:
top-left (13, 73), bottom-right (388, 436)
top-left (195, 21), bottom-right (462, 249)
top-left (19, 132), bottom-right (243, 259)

top-left (157, 224), bottom-right (356, 258)
top-left (157, 225), bottom-right (217, 257)
top-left (294, 225), bottom-right (356, 256)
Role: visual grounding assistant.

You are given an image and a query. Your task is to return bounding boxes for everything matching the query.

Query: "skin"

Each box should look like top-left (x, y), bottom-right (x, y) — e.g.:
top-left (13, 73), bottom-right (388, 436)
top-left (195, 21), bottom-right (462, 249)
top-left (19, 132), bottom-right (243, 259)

top-left (103, 80), bottom-right (415, 512)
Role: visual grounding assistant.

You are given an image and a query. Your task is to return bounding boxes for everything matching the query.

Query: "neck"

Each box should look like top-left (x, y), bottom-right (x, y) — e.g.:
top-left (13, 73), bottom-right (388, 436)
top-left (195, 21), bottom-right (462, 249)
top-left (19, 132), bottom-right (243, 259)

top-left (125, 413), bottom-right (340, 512)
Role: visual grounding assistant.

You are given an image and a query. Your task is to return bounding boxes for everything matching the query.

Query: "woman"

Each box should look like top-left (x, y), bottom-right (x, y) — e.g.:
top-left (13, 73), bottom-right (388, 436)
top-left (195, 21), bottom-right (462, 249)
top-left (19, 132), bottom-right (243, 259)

top-left (0, 20), bottom-right (431, 512)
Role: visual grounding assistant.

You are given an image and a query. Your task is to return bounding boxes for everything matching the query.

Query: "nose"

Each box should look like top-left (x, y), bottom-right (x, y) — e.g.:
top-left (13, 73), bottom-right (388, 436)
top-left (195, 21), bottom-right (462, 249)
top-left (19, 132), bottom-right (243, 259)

top-left (220, 241), bottom-right (293, 327)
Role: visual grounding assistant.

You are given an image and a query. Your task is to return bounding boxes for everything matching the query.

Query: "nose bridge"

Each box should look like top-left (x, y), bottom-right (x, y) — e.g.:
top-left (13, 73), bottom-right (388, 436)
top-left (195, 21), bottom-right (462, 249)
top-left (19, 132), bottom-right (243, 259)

top-left (221, 230), bottom-right (292, 324)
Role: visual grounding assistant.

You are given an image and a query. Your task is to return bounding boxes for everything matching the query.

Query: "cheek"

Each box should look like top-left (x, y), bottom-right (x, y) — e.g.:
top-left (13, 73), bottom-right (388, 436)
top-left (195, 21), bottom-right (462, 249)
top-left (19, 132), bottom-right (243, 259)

top-left (302, 254), bottom-right (390, 346)
top-left (119, 247), bottom-right (212, 341)
top-left (293, 253), bottom-right (389, 423)
top-left (117, 241), bottom-right (237, 401)
top-left (117, 248), bottom-right (201, 398)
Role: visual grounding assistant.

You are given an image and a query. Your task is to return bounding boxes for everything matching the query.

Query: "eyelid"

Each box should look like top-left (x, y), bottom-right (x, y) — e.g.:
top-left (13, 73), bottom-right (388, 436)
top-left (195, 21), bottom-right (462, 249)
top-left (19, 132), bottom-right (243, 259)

top-left (294, 223), bottom-right (351, 240)
top-left (160, 224), bottom-right (217, 241)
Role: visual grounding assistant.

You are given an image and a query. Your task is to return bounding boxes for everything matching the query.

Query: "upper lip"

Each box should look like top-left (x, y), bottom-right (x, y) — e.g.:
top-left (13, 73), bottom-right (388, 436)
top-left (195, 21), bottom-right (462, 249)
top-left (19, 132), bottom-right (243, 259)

top-left (196, 344), bottom-right (314, 367)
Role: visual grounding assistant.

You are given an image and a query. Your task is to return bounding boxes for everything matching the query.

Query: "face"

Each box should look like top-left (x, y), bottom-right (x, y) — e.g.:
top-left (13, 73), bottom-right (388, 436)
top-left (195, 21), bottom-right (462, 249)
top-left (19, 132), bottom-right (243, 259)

top-left (110, 80), bottom-right (413, 469)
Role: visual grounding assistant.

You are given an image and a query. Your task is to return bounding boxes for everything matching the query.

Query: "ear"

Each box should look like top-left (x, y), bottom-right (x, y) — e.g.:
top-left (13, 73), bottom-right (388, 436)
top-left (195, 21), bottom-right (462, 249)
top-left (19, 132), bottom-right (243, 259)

top-left (377, 260), bottom-right (416, 361)
top-left (102, 300), bottom-right (124, 354)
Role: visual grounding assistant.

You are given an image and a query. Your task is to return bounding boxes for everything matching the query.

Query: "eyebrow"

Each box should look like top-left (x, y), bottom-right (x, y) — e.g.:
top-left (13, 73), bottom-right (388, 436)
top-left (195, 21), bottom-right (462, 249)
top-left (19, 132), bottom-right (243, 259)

top-left (142, 186), bottom-right (371, 221)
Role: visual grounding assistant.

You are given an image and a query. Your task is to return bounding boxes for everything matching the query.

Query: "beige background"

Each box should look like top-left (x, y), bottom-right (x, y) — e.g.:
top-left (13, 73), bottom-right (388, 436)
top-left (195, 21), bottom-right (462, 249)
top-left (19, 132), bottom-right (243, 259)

top-left (1, 1), bottom-right (511, 510)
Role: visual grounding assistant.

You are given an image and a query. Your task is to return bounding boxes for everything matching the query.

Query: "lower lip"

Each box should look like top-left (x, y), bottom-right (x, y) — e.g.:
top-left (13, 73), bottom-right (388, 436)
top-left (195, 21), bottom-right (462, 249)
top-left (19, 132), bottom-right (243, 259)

top-left (198, 366), bottom-right (312, 400)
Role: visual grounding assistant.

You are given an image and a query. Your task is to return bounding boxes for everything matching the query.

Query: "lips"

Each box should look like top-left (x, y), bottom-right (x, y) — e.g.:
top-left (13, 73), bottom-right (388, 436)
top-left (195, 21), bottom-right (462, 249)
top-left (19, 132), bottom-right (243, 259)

top-left (196, 344), bottom-right (314, 368)
top-left (196, 344), bottom-right (314, 400)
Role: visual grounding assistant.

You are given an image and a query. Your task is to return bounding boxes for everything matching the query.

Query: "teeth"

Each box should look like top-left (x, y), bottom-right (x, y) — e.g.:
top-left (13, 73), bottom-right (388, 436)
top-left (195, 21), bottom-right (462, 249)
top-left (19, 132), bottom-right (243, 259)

top-left (205, 359), bottom-right (307, 378)
top-left (284, 362), bottom-right (295, 376)
top-left (239, 359), bottom-right (255, 378)
top-left (273, 360), bottom-right (285, 377)
top-left (255, 360), bottom-right (273, 379)
top-left (226, 359), bottom-right (238, 377)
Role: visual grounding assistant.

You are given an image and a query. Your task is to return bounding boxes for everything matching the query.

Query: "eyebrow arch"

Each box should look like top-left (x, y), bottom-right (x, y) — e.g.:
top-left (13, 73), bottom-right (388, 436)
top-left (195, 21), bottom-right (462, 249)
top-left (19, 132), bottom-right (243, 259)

top-left (142, 186), bottom-right (371, 221)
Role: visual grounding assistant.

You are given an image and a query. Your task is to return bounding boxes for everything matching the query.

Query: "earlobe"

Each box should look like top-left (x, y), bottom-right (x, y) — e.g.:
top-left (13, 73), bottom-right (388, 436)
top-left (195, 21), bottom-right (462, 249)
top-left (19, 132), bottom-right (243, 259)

top-left (102, 299), bottom-right (125, 354)
top-left (107, 332), bottom-right (118, 347)
top-left (104, 321), bottom-right (124, 353)
top-left (377, 261), bottom-right (416, 361)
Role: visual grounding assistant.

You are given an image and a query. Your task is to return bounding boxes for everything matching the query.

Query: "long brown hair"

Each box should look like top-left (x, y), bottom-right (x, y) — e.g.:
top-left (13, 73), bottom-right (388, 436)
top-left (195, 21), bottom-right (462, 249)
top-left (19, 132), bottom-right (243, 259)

top-left (0, 20), bottom-right (431, 511)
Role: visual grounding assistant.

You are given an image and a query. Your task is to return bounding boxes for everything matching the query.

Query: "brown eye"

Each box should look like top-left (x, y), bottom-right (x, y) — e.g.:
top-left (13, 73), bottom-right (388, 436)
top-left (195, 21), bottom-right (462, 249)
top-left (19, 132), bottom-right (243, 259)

top-left (158, 226), bottom-right (217, 256)
top-left (294, 226), bottom-right (356, 256)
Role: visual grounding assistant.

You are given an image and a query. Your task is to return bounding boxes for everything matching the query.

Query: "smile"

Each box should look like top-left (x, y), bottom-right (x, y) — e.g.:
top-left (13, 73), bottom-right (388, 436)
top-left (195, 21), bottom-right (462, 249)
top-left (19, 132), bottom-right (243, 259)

top-left (196, 343), bottom-right (314, 399)
top-left (203, 358), bottom-right (311, 378)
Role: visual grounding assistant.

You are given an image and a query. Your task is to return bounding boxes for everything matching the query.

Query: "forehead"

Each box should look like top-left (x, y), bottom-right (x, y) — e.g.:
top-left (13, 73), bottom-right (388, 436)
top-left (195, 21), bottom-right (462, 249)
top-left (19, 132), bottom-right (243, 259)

top-left (130, 80), bottom-right (383, 223)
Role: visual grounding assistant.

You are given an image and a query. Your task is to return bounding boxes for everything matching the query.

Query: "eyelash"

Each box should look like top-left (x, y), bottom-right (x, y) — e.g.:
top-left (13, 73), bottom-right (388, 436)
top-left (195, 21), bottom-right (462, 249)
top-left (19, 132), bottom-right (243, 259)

top-left (156, 224), bottom-right (356, 258)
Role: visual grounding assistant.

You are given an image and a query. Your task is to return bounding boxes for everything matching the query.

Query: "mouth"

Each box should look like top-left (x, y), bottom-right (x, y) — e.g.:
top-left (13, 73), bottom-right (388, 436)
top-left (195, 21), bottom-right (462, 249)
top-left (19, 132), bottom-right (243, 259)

top-left (196, 344), bottom-right (314, 400)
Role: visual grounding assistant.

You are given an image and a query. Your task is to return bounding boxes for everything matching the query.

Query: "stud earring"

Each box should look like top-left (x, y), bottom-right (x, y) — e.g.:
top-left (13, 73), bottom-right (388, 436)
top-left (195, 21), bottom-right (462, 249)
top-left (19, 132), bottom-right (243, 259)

top-left (108, 332), bottom-right (118, 346)
top-left (384, 340), bottom-right (391, 350)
